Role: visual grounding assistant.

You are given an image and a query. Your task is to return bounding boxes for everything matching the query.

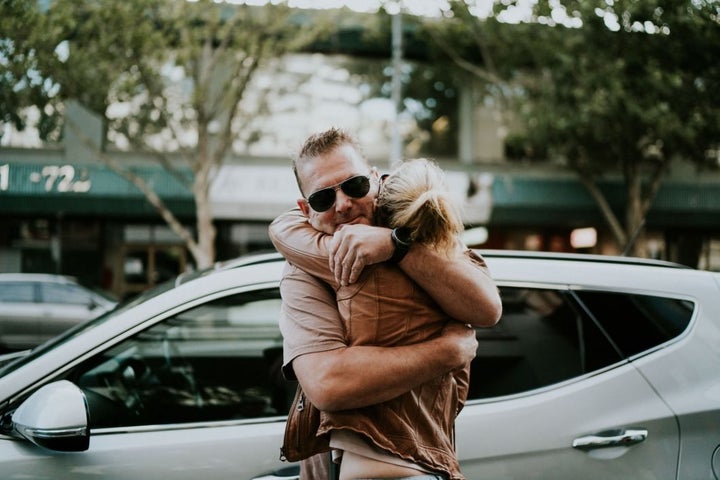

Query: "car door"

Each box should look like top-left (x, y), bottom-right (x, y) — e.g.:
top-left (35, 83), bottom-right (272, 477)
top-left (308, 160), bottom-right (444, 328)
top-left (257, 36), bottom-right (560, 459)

top-left (457, 286), bottom-right (681, 480)
top-left (0, 286), bottom-right (299, 480)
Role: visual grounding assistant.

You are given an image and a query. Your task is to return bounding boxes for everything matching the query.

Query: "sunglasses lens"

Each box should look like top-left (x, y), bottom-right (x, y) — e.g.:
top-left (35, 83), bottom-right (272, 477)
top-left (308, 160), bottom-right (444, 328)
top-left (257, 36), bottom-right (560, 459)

top-left (307, 176), bottom-right (371, 212)
top-left (341, 176), bottom-right (371, 198)
top-left (308, 189), bottom-right (336, 212)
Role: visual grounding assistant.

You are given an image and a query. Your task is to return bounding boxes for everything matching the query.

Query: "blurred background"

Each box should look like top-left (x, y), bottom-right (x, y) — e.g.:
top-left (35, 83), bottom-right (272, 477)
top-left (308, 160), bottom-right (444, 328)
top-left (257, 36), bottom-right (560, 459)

top-left (1, 0), bottom-right (719, 300)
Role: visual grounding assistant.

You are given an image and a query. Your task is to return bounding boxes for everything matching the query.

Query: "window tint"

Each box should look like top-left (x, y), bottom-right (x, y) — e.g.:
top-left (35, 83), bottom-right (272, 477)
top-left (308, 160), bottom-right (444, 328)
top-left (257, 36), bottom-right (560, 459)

top-left (71, 288), bottom-right (290, 428)
top-left (41, 283), bottom-right (94, 305)
top-left (468, 287), bottom-right (623, 400)
top-left (0, 282), bottom-right (35, 303)
top-left (573, 291), bottom-right (694, 358)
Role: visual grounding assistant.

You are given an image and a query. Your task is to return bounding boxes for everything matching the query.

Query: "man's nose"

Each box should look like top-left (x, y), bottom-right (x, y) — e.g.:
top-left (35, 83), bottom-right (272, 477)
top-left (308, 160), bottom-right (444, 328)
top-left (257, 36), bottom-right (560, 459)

top-left (334, 190), bottom-right (353, 212)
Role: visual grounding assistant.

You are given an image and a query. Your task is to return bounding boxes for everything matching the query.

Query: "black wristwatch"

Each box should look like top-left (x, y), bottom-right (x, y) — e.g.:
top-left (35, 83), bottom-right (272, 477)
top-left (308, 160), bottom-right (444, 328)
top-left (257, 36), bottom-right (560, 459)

top-left (389, 228), bottom-right (413, 264)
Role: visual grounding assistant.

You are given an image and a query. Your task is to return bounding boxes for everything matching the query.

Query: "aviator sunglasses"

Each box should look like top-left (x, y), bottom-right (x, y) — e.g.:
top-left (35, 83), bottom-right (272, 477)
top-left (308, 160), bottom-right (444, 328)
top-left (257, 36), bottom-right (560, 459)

top-left (306, 175), bottom-right (371, 212)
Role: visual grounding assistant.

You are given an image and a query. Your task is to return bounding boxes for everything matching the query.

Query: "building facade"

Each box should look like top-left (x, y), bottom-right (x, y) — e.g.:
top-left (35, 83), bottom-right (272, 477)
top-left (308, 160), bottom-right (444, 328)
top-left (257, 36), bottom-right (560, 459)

top-left (2, 142), bottom-right (719, 300)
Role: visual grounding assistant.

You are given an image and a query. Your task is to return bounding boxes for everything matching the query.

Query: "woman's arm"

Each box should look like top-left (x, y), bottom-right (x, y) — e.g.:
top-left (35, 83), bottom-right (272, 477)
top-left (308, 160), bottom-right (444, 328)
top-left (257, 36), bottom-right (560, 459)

top-left (399, 243), bottom-right (502, 327)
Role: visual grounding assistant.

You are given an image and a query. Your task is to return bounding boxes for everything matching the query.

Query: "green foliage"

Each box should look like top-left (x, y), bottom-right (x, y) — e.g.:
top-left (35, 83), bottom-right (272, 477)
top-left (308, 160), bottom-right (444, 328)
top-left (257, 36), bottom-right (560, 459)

top-left (2, 0), bottom-right (325, 151)
top-left (1, 0), bottom-right (328, 266)
top-left (423, 0), bottom-right (720, 253)
top-left (0, 0), bottom-right (56, 139)
top-left (430, 0), bottom-right (720, 173)
top-left (517, 1), bottom-right (719, 174)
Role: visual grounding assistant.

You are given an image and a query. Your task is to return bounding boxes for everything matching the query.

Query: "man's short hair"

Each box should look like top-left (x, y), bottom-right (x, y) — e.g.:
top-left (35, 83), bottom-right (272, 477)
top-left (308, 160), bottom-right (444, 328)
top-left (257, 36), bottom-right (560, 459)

top-left (293, 127), bottom-right (364, 195)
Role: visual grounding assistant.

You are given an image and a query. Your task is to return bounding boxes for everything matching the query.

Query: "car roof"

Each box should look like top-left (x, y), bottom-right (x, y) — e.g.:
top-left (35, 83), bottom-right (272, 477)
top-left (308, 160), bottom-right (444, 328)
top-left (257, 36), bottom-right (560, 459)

top-left (206, 249), bottom-right (690, 273)
top-left (175, 251), bottom-right (284, 286)
top-left (202, 249), bottom-right (707, 297)
top-left (476, 249), bottom-right (690, 269)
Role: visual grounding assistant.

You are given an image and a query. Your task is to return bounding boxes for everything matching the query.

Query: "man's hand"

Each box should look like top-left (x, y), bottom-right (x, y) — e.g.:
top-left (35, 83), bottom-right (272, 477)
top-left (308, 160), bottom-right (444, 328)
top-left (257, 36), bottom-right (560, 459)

top-left (329, 224), bottom-right (394, 286)
top-left (440, 321), bottom-right (479, 368)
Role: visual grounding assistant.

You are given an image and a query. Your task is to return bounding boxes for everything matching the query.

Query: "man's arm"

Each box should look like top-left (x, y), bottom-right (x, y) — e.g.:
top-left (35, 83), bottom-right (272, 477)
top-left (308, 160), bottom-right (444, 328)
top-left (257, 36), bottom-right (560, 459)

top-left (268, 209), bottom-right (337, 286)
top-left (280, 263), bottom-right (477, 412)
top-left (293, 322), bottom-right (477, 412)
top-left (272, 209), bottom-right (502, 326)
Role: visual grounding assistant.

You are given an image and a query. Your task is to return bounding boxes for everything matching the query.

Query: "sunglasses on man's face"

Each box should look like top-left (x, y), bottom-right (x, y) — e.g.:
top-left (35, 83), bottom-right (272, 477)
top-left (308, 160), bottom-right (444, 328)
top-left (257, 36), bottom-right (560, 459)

top-left (306, 175), bottom-right (371, 212)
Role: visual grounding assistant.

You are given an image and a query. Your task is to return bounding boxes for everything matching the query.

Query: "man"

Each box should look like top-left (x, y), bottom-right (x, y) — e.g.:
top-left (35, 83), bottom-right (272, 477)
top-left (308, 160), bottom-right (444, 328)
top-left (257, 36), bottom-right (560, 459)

top-left (271, 128), bottom-right (502, 479)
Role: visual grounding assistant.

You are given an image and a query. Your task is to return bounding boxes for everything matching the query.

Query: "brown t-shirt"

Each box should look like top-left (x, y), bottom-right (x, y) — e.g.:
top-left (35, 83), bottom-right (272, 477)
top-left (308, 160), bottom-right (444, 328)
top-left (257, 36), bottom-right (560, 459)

top-left (278, 261), bottom-right (346, 380)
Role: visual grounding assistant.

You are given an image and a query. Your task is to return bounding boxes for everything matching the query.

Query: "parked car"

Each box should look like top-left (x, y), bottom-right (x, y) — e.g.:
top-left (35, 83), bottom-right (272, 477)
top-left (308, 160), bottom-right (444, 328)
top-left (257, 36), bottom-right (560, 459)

top-left (0, 273), bottom-right (117, 351)
top-left (1, 251), bottom-right (719, 479)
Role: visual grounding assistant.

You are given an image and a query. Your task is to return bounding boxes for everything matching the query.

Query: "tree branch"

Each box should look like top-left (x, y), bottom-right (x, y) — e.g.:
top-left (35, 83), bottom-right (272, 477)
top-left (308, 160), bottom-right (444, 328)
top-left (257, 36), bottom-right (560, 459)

top-left (66, 118), bottom-right (200, 255)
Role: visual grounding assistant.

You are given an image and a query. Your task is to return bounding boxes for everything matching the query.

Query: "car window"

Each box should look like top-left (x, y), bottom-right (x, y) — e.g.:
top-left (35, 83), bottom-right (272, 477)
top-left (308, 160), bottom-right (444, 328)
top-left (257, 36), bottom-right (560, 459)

top-left (40, 283), bottom-right (94, 305)
top-left (0, 282), bottom-right (35, 303)
top-left (467, 286), bottom-right (623, 400)
top-left (70, 288), bottom-right (291, 428)
top-left (573, 290), bottom-right (694, 358)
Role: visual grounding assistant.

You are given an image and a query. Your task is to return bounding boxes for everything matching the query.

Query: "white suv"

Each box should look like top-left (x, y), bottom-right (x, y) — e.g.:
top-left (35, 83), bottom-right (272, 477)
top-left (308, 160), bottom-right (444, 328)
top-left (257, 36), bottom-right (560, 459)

top-left (0, 251), bottom-right (718, 479)
top-left (0, 273), bottom-right (117, 351)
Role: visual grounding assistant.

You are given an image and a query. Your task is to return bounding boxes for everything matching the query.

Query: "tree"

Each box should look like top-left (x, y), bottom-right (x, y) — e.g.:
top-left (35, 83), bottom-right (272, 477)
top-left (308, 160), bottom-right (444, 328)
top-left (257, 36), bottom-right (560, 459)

top-left (7, 0), bottom-right (328, 268)
top-left (0, 0), bottom-right (59, 141)
top-left (423, 0), bottom-right (720, 257)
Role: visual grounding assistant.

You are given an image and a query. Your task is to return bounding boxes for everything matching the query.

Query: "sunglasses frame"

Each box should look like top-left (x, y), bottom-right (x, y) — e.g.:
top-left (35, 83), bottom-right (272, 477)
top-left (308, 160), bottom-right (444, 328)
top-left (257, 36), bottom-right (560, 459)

top-left (306, 174), bottom-right (372, 212)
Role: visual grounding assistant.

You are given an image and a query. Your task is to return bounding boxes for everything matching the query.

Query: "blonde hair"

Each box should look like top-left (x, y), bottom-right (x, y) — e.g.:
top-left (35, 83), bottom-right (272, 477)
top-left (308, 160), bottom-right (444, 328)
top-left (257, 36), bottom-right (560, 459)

top-left (376, 158), bottom-right (464, 254)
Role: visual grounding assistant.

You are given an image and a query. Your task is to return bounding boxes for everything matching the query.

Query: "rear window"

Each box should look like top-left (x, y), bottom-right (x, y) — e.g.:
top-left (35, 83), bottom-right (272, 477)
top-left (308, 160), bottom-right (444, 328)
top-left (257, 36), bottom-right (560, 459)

top-left (40, 282), bottom-right (94, 305)
top-left (0, 282), bottom-right (35, 303)
top-left (573, 291), bottom-right (694, 358)
top-left (468, 287), bottom-right (623, 400)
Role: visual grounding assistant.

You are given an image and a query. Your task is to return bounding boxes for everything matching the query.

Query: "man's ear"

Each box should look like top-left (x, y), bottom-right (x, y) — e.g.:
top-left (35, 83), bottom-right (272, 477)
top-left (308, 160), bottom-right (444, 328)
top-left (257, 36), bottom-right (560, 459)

top-left (297, 199), bottom-right (311, 217)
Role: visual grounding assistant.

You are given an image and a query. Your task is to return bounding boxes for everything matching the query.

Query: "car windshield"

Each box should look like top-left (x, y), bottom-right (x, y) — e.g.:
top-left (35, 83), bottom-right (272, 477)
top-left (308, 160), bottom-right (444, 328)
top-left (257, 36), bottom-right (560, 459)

top-left (0, 276), bottom-right (181, 378)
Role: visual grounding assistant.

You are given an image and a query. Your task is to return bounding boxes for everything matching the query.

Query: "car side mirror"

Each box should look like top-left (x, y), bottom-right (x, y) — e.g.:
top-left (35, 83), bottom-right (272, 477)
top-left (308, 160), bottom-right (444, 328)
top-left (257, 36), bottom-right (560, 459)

top-left (11, 380), bottom-right (89, 452)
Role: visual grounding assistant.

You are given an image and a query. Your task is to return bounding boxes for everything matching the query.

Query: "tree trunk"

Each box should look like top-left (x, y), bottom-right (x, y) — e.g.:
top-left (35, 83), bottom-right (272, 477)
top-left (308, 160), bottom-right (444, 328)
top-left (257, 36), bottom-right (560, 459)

top-left (191, 119), bottom-right (216, 270)
top-left (622, 158), bottom-right (667, 258)
top-left (624, 161), bottom-right (646, 257)
top-left (68, 118), bottom-right (203, 263)
top-left (577, 173), bottom-right (627, 250)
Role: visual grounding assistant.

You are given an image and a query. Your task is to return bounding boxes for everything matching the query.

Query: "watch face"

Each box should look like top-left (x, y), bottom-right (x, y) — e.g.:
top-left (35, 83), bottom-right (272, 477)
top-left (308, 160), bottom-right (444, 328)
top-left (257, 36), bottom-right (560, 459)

top-left (394, 228), bottom-right (413, 246)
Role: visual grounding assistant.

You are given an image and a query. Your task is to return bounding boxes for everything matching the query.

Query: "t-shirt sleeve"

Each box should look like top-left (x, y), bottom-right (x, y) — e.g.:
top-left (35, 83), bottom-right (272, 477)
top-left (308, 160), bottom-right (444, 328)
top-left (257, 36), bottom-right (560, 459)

top-left (279, 262), bottom-right (346, 381)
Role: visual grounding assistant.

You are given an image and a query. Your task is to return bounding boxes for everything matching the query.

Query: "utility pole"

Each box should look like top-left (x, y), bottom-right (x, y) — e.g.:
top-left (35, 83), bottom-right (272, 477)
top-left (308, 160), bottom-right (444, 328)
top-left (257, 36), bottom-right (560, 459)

top-left (390, 8), bottom-right (403, 168)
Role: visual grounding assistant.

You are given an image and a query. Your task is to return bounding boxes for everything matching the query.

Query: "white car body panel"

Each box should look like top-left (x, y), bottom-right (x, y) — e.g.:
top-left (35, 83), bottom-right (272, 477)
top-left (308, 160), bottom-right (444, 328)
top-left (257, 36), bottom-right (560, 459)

top-left (0, 252), bottom-right (717, 479)
top-left (0, 421), bottom-right (289, 480)
top-left (457, 362), bottom-right (678, 479)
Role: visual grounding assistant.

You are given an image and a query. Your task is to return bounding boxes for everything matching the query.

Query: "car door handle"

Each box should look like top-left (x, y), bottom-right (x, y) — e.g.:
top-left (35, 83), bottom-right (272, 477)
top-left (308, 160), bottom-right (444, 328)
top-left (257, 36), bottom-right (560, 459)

top-left (572, 428), bottom-right (648, 451)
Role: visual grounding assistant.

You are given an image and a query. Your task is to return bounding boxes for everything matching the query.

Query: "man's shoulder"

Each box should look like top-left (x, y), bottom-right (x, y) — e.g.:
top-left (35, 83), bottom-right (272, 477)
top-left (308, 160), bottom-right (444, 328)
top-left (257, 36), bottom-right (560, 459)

top-left (281, 262), bottom-right (335, 299)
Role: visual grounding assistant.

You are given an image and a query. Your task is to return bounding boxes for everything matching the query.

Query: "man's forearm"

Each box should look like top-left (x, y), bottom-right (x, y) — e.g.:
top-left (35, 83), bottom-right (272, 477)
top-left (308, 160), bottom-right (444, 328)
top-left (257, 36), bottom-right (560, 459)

top-left (269, 209), bottom-right (337, 285)
top-left (293, 322), bottom-right (477, 411)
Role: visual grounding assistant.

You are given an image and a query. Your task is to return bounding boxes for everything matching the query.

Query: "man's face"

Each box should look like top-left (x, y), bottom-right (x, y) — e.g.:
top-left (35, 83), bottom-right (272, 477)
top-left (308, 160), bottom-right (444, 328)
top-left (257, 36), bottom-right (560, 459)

top-left (296, 144), bottom-right (379, 234)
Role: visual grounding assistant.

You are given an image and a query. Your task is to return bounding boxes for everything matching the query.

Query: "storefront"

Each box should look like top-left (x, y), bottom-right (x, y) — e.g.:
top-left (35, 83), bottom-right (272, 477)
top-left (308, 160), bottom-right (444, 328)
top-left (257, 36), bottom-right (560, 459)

top-left (0, 149), bottom-right (196, 299)
top-left (2, 148), bottom-right (719, 299)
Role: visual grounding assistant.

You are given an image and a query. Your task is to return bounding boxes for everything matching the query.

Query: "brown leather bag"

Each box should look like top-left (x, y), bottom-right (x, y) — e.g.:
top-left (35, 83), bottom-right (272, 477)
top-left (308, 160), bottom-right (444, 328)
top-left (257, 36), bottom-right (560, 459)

top-left (280, 385), bottom-right (330, 462)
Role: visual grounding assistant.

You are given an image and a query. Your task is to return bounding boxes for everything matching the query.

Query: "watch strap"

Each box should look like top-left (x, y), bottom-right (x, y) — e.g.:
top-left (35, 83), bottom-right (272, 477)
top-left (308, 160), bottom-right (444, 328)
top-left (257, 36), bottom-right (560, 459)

top-left (389, 228), bottom-right (412, 264)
